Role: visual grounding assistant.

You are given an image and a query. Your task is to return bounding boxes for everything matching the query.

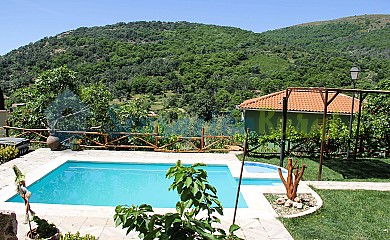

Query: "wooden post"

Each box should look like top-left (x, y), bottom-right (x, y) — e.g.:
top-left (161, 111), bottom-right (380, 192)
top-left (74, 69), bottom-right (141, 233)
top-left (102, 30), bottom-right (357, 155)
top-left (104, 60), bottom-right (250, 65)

top-left (201, 128), bottom-right (205, 150)
top-left (5, 120), bottom-right (9, 137)
top-left (353, 92), bottom-right (364, 160)
top-left (280, 96), bottom-right (288, 167)
top-left (233, 128), bottom-right (249, 224)
top-left (154, 126), bottom-right (159, 150)
top-left (318, 90), bottom-right (328, 181)
top-left (0, 87), bottom-right (4, 110)
top-left (346, 93), bottom-right (355, 160)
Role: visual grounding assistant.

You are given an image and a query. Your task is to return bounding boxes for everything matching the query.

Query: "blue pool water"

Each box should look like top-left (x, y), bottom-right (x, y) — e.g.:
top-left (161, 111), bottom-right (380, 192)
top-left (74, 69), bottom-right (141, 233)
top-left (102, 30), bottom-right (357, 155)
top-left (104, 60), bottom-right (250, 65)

top-left (244, 162), bottom-right (287, 174)
top-left (7, 161), bottom-right (281, 208)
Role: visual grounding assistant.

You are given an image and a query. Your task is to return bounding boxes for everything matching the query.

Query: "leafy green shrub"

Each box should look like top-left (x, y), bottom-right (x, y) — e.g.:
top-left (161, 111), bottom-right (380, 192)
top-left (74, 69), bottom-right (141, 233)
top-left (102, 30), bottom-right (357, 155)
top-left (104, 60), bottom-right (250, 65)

top-left (0, 145), bottom-right (19, 163)
top-left (31, 216), bottom-right (58, 239)
top-left (114, 160), bottom-right (242, 240)
top-left (60, 232), bottom-right (96, 240)
top-left (360, 79), bottom-right (390, 156)
top-left (248, 115), bottom-right (351, 156)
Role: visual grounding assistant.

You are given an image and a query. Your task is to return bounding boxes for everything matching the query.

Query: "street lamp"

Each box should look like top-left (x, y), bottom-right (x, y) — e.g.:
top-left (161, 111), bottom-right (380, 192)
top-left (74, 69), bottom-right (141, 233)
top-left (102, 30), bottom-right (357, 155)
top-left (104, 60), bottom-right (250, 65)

top-left (350, 67), bottom-right (360, 85)
top-left (347, 66), bottom-right (360, 160)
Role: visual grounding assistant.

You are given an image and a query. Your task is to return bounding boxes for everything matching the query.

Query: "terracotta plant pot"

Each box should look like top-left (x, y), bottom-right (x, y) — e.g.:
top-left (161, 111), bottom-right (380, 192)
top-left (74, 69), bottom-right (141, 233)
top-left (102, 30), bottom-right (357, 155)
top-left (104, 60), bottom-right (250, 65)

top-left (47, 134), bottom-right (61, 151)
top-left (26, 228), bottom-right (60, 240)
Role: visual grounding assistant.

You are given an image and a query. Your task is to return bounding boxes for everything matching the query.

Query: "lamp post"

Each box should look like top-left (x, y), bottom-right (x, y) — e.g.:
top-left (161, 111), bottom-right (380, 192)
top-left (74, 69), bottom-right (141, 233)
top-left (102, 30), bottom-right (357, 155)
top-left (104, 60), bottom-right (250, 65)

top-left (350, 67), bottom-right (360, 83)
top-left (346, 66), bottom-right (360, 160)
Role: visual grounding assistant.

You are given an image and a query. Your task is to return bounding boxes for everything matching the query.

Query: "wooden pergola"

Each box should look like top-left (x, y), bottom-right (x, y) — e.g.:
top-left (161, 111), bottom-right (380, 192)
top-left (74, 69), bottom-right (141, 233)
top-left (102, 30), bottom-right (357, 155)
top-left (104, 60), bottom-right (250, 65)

top-left (279, 87), bottom-right (390, 180)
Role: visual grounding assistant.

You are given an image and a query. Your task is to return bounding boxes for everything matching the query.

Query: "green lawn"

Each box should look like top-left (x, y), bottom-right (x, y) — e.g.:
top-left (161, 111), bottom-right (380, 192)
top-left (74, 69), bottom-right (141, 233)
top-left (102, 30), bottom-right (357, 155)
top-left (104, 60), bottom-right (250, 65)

top-left (280, 189), bottom-right (390, 240)
top-left (244, 155), bottom-right (390, 182)
top-left (243, 155), bottom-right (390, 239)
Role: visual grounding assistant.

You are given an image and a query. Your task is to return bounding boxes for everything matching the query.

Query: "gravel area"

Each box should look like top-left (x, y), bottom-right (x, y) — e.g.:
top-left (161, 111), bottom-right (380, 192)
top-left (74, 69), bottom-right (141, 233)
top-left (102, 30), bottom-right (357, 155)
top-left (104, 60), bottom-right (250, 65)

top-left (264, 193), bottom-right (317, 217)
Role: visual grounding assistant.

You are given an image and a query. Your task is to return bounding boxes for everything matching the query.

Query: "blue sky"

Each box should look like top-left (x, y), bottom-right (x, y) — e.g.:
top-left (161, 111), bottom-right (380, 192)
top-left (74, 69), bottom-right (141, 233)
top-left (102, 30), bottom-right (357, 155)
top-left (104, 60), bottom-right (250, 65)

top-left (0, 0), bottom-right (389, 55)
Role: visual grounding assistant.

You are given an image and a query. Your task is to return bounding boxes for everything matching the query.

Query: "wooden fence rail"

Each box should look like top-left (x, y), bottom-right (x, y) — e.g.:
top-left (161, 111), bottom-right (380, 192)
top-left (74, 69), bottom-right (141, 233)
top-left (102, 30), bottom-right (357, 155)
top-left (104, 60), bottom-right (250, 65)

top-left (3, 126), bottom-right (242, 152)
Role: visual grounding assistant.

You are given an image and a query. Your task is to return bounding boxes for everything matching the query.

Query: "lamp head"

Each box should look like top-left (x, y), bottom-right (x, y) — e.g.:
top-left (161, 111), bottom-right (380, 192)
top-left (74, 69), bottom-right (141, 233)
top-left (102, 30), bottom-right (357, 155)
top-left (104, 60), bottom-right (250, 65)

top-left (350, 66), bottom-right (360, 80)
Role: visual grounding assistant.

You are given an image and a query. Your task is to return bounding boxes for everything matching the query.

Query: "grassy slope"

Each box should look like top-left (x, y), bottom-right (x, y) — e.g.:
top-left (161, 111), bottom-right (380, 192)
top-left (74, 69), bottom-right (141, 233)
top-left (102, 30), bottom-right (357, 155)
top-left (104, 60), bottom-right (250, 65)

top-left (281, 189), bottom-right (390, 240)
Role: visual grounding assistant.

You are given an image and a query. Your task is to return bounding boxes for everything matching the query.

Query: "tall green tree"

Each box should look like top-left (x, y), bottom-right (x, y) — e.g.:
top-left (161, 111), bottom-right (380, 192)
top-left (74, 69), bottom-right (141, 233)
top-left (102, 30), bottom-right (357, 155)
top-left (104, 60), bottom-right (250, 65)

top-left (9, 66), bottom-right (77, 129)
top-left (79, 82), bottom-right (112, 129)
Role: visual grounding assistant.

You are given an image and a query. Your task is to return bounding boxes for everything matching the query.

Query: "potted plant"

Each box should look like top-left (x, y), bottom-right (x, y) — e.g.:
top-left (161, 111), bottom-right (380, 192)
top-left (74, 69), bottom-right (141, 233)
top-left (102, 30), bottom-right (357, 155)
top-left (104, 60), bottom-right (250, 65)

top-left (69, 137), bottom-right (82, 151)
top-left (27, 216), bottom-right (60, 240)
top-left (12, 165), bottom-right (60, 239)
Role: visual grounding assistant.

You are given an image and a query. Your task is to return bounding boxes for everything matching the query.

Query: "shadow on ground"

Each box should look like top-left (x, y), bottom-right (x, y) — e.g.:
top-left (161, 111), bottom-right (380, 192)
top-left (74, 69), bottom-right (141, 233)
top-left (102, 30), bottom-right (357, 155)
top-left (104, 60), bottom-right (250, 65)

top-left (322, 157), bottom-right (390, 179)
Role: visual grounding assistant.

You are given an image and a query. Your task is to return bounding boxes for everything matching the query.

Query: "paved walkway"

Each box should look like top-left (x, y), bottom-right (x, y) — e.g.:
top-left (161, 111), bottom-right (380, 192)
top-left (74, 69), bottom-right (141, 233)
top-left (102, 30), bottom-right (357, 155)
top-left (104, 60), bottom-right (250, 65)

top-left (305, 181), bottom-right (390, 191)
top-left (1, 149), bottom-right (299, 240)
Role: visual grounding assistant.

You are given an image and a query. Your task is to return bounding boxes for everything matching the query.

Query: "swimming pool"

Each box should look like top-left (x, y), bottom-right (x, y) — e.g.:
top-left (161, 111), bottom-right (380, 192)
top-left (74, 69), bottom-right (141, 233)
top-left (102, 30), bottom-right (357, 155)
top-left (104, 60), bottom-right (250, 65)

top-left (7, 161), bottom-right (279, 208)
top-left (244, 161), bottom-right (287, 174)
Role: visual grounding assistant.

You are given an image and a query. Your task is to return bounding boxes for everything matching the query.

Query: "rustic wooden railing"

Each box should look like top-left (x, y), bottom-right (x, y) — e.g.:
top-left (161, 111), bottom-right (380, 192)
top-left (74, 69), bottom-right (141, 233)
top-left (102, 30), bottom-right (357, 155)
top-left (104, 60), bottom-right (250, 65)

top-left (3, 126), bottom-right (242, 152)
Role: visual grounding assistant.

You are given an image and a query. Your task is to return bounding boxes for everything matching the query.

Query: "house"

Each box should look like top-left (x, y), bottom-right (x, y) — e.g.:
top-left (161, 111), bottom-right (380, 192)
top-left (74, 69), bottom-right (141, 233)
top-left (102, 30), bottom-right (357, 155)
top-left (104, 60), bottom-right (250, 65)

top-left (238, 89), bottom-right (360, 134)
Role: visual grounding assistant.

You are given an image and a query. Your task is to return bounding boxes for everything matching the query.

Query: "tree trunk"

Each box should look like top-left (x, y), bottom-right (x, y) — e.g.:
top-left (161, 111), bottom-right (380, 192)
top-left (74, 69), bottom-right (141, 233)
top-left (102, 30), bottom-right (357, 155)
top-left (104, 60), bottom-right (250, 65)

top-left (278, 158), bottom-right (306, 200)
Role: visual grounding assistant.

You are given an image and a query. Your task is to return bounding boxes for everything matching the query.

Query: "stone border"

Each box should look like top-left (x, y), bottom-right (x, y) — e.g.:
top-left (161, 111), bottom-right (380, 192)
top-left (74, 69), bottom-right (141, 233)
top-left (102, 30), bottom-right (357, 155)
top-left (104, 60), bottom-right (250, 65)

top-left (280, 187), bottom-right (323, 218)
top-left (259, 183), bottom-right (323, 219)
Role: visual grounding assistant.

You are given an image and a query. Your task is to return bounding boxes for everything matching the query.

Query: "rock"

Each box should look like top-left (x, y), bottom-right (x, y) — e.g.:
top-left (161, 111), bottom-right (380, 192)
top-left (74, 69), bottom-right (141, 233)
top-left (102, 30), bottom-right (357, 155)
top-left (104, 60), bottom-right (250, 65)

top-left (293, 202), bottom-right (303, 209)
top-left (294, 197), bottom-right (302, 202)
top-left (284, 199), bottom-right (294, 207)
top-left (276, 197), bottom-right (286, 205)
top-left (309, 200), bottom-right (316, 207)
top-left (0, 210), bottom-right (18, 240)
top-left (283, 195), bottom-right (289, 200)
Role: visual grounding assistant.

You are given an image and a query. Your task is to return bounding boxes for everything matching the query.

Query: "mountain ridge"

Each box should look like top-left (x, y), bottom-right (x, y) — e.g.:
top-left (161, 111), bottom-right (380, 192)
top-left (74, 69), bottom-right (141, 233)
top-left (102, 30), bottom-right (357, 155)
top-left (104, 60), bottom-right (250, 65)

top-left (1, 15), bottom-right (389, 118)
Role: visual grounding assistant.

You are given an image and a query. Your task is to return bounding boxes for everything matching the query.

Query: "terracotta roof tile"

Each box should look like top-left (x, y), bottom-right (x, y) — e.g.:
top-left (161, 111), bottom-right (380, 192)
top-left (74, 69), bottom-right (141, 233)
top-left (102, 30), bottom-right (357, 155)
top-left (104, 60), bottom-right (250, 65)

top-left (239, 90), bottom-right (360, 114)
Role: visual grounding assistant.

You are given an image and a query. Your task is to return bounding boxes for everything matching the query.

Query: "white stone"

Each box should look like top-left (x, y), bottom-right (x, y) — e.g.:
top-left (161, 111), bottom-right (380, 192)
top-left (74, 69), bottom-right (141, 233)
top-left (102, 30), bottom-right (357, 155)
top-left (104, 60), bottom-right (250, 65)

top-left (294, 197), bottom-right (301, 202)
top-left (284, 199), bottom-right (293, 207)
top-left (276, 197), bottom-right (286, 205)
top-left (293, 202), bottom-right (303, 209)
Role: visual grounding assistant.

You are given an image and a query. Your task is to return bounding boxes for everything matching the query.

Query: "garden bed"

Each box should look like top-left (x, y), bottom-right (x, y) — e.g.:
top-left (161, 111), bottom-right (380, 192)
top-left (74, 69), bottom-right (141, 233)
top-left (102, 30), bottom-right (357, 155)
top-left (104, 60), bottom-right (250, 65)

top-left (265, 193), bottom-right (318, 217)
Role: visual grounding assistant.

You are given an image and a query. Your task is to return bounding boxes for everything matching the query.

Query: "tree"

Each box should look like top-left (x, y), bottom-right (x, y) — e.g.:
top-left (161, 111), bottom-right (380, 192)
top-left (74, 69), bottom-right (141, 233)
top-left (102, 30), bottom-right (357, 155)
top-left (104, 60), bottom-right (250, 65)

top-left (278, 158), bottom-right (306, 200)
top-left (113, 79), bottom-right (131, 100)
top-left (109, 99), bottom-right (149, 132)
top-left (9, 66), bottom-right (77, 129)
top-left (360, 79), bottom-right (390, 154)
top-left (79, 82), bottom-right (112, 129)
top-left (215, 89), bottom-right (232, 111)
top-left (188, 91), bottom-right (216, 121)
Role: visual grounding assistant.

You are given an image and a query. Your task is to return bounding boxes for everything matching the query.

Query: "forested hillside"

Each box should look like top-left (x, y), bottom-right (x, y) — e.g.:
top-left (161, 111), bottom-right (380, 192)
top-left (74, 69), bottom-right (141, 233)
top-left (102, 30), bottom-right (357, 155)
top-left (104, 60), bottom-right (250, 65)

top-left (1, 15), bottom-right (389, 120)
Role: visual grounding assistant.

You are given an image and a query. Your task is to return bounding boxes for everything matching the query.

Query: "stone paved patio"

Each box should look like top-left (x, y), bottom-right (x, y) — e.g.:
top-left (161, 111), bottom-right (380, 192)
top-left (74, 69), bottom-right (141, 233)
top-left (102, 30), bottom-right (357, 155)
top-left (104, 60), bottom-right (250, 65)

top-left (305, 181), bottom-right (390, 191)
top-left (0, 149), bottom-right (307, 239)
